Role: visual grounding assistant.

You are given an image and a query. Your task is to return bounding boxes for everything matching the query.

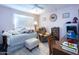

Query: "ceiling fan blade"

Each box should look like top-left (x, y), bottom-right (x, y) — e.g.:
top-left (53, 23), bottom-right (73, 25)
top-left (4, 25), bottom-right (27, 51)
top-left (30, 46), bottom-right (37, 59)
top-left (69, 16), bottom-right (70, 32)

top-left (34, 4), bottom-right (44, 9)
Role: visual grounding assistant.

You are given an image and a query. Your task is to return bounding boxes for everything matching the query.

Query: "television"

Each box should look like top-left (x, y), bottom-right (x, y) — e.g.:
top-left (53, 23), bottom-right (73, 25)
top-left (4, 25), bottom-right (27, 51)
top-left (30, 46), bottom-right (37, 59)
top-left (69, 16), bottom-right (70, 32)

top-left (67, 26), bottom-right (77, 34)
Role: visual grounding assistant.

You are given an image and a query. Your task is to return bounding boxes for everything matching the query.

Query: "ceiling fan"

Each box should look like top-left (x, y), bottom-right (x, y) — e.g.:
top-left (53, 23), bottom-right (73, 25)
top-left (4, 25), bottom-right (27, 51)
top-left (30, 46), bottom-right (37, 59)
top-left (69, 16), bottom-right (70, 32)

top-left (32, 4), bottom-right (44, 9)
top-left (29, 4), bottom-right (45, 14)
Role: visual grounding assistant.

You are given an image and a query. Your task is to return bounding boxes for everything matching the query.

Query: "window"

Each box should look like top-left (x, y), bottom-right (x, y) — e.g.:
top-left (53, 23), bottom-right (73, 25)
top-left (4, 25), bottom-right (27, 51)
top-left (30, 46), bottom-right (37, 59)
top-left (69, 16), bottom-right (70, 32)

top-left (14, 14), bottom-right (35, 30)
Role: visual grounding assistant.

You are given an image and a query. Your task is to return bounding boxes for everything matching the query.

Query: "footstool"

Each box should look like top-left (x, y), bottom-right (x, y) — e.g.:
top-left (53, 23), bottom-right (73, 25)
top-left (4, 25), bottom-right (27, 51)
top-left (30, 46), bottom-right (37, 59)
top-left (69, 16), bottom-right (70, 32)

top-left (25, 38), bottom-right (39, 51)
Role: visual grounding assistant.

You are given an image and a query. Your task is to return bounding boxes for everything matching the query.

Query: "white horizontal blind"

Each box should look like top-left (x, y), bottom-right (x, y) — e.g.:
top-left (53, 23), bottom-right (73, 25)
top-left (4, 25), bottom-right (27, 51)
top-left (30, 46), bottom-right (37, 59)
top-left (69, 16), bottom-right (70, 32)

top-left (14, 14), bottom-right (35, 29)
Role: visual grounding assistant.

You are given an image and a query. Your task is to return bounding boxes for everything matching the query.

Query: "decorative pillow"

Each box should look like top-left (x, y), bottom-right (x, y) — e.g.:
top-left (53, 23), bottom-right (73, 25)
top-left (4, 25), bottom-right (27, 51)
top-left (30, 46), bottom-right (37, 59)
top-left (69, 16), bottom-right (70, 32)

top-left (3, 31), bottom-right (12, 36)
top-left (9, 30), bottom-right (20, 35)
top-left (19, 29), bottom-right (27, 33)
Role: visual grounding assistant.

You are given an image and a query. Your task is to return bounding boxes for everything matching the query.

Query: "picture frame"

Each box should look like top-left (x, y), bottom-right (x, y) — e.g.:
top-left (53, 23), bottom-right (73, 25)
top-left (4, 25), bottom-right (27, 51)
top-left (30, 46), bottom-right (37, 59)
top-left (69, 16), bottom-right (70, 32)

top-left (63, 13), bottom-right (70, 18)
top-left (43, 17), bottom-right (46, 21)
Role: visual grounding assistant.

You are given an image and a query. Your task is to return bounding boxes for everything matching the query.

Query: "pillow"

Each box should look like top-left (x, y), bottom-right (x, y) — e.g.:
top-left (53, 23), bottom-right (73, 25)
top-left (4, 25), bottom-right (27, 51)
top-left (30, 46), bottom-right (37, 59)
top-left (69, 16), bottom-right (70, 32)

top-left (7, 30), bottom-right (19, 35)
top-left (3, 32), bottom-right (12, 36)
top-left (20, 29), bottom-right (34, 34)
top-left (19, 29), bottom-right (27, 33)
top-left (15, 27), bottom-right (25, 32)
top-left (14, 27), bottom-right (34, 34)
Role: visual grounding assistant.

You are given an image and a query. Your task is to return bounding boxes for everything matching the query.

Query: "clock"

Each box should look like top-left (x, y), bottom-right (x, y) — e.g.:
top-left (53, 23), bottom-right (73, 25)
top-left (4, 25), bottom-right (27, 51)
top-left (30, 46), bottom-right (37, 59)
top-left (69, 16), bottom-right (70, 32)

top-left (50, 14), bottom-right (57, 22)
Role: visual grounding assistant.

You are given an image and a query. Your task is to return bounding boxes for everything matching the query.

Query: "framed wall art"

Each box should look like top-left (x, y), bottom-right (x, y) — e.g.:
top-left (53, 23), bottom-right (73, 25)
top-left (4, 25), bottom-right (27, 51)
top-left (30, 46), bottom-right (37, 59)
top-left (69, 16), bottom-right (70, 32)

top-left (63, 13), bottom-right (70, 18)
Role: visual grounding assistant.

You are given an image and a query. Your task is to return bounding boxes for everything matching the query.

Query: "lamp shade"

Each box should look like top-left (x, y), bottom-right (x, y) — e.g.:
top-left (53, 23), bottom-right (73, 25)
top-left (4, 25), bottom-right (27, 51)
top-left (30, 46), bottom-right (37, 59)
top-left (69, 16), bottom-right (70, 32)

top-left (34, 21), bottom-right (37, 25)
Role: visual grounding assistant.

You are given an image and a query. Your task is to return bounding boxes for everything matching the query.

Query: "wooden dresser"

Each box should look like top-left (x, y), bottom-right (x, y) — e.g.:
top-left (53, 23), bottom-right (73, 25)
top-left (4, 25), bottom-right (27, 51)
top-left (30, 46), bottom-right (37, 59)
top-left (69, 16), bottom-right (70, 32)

top-left (48, 27), bottom-right (79, 55)
top-left (48, 35), bottom-right (79, 55)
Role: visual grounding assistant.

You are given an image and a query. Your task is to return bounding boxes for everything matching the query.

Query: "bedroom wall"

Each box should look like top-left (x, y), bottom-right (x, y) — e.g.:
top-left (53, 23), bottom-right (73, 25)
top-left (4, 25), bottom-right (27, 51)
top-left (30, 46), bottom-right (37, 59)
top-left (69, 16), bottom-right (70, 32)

top-left (39, 5), bottom-right (79, 39)
top-left (0, 5), bottom-right (39, 44)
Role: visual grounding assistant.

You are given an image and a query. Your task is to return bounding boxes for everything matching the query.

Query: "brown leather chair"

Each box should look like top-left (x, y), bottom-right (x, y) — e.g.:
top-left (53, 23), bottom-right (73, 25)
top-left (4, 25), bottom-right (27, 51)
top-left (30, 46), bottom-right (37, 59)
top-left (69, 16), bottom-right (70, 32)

top-left (38, 27), bottom-right (48, 42)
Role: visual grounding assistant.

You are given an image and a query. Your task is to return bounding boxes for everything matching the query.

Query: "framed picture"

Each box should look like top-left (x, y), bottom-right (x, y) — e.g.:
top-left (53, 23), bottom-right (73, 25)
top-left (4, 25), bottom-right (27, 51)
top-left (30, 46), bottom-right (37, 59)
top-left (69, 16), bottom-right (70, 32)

top-left (63, 13), bottom-right (70, 18)
top-left (43, 17), bottom-right (46, 21)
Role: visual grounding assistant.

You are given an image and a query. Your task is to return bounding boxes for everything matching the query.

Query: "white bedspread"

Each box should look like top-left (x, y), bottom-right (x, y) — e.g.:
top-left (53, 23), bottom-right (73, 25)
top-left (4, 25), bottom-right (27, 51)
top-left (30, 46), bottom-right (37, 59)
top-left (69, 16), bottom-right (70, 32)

top-left (2, 28), bottom-right (37, 53)
top-left (7, 32), bottom-right (37, 46)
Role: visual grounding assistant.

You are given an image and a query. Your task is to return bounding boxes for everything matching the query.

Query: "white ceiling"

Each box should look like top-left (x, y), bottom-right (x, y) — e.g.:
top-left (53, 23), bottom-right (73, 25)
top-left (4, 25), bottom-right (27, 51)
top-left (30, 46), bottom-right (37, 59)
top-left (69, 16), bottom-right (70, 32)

top-left (2, 4), bottom-right (79, 15)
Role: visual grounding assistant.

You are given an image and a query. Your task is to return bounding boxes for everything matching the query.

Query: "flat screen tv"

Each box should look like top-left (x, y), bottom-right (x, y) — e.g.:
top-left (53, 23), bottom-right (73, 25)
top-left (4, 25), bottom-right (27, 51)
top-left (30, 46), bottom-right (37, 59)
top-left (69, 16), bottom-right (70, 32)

top-left (67, 26), bottom-right (77, 34)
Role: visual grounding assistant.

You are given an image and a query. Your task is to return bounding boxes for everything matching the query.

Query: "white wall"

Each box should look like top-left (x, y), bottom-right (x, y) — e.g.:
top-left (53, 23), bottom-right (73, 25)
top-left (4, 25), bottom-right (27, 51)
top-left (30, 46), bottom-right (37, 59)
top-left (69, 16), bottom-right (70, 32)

top-left (39, 5), bottom-right (79, 39)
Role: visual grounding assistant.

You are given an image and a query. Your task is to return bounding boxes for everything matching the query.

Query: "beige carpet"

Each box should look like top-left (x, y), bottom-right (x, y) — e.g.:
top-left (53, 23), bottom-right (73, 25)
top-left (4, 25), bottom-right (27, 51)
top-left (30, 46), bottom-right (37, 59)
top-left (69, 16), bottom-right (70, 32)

top-left (9, 42), bottom-right (49, 55)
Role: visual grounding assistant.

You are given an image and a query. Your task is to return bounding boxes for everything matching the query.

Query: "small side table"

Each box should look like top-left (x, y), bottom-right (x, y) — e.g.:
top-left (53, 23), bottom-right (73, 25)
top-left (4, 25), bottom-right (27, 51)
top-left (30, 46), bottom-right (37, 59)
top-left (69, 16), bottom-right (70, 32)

top-left (2, 35), bottom-right (7, 55)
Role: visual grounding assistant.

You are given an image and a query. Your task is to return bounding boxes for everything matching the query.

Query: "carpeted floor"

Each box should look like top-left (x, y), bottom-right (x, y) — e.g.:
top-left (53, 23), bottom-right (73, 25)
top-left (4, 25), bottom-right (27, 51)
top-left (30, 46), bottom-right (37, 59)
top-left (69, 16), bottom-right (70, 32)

top-left (9, 42), bottom-right (49, 55)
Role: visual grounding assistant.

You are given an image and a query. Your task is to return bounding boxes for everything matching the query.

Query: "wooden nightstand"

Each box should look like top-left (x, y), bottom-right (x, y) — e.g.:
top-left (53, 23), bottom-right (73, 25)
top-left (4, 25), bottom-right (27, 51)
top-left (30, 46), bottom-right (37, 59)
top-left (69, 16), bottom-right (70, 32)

top-left (1, 35), bottom-right (7, 55)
